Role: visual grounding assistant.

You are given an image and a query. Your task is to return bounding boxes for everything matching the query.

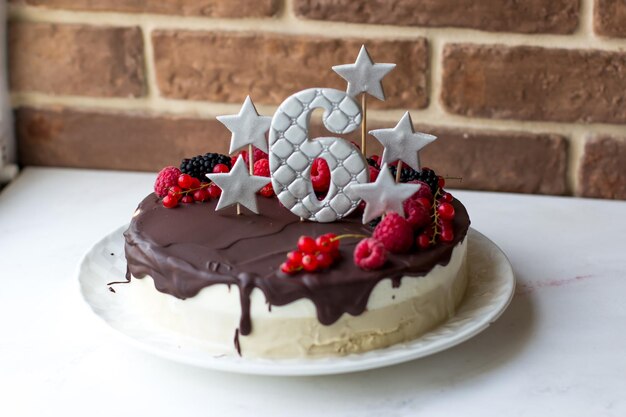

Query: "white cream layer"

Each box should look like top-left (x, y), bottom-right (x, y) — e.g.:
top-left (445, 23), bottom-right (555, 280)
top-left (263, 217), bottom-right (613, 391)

top-left (125, 238), bottom-right (468, 358)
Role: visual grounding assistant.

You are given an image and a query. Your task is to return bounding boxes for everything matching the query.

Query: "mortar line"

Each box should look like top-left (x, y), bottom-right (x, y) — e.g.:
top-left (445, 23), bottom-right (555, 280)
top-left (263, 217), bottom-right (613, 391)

top-left (11, 92), bottom-right (626, 138)
top-left (8, 4), bottom-right (626, 52)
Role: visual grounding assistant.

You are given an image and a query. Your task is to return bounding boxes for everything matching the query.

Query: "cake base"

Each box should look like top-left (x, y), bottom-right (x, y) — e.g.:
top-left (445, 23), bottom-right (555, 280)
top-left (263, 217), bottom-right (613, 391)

top-left (126, 239), bottom-right (467, 358)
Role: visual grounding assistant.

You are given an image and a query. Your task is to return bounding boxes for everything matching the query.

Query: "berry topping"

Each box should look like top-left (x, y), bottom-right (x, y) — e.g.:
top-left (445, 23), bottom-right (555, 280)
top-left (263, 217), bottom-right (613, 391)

top-left (212, 163), bottom-right (230, 174)
top-left (286, 250), bottom-right (303, 264)
top-left (177, 174), bottom-right (194, 189)
top-left (373, 212), bottom-right (413, 253)
top-left (441, 192), bottom-right (454, 203)
top-left (354, 238), bottom-right (387, 270)
top-left (207, 183), bottom-right (222, 199)
top-left (437, 202), bottom-right (455, 221)
top-left (297, 236), bottom-right (318, 254)
top-left (181, 195), bottom-right (194, 204)
top-left (180, 153), bottom-right (231, 181)
top-left (416, 233), bottom-right (431, 249)
top-left (193, 189), bottom-right (209, 202)
top-left (315, 233), bottom-right (339, 253)
top-left (403, 198), bottom-right (431, 230)
top-left (301, 254), bottom-right (319, 272)
top-left (368, 165), bottom-right (380, 182)
top-left (168, 185), bottom-right (182, 199)
top-left (258, 183), bottom-right (275, 198)
top-left (311, 158), bottom-right (331, 193)
top-left (440, 227), bottom-right (454, 243)
top-left (162, 194), bottom-right (179, 209)
top-left (253, 158), bottom-right (270, 177)
top-left (154, 166), bottom-right (182, 197)
top-left (280, 261), bottom-right (300, 274)
top-left (316, 252), bottom-right (334, 269)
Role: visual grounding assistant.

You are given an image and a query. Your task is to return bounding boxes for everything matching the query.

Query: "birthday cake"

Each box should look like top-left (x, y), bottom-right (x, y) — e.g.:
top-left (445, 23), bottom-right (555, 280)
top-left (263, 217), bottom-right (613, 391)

top-left (120, 46), bottom-right (470, 358)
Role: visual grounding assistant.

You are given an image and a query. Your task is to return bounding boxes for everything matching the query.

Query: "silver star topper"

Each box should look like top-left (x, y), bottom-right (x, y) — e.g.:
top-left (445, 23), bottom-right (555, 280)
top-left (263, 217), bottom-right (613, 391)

top-left (370, 112), bottom-right (437, 172)
top-left (347, 163), bottom-right (421, 224)
top-left (217, 96), bottom-right (272, 154)
top-left (332, 45), bottom-right (396, 101)
top-left (206, 156), bottom-right (269, 214)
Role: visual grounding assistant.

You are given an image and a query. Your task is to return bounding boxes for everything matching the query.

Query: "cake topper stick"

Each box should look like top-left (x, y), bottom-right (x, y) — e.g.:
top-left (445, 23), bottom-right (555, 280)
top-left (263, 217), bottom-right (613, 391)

top-left (332, 45), bottom-right (395, 158)
top-left (206, 156), bottom-right (269, 215)
top-left (346, 163), bottom-right (421, 224)
top-left (369, 112), bottom-right (437, 183)
top-left (217, 96), bottom-right (271, 215)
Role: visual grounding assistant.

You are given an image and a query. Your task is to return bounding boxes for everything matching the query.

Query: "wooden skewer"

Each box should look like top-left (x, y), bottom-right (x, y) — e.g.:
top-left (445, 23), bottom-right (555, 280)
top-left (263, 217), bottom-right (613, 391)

top-left (395, 161), bottom-right (403, 183)
top-left (361, 93), bottom-right (367, 157)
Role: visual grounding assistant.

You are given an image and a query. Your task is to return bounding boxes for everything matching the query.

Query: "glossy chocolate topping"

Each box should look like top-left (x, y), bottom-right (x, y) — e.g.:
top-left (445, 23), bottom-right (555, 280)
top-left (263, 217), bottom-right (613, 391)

top-left (124, 195), bottom-right (470, 336)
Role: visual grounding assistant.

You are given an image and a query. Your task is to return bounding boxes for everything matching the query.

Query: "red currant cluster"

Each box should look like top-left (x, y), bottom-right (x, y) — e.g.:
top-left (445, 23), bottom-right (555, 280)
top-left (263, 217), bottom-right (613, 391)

top-left (280, 234), bottom-right (340, 274)
top-left (161, 172), bottom-right (224, 209)
top-left (415, 177), bottom-right (457, 249)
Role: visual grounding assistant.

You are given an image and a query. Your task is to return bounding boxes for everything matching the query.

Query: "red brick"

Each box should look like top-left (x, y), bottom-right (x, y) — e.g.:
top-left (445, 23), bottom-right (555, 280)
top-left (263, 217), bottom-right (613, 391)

top-left (329, 122), bottom-right (569, 195)
top-left (579, 135), bottom-right (626, 199)
top-left (152, 31), bottom-right (428, 110)
top-left (594, 0), bottom-right (626, 38)
top-left (15, 106), bottom-right (568, 195)
top-left (15, 107), bottom-right (228, 171)
top-left (442, 44), bottom-right (626, 124)
top-left (294, 0), bottom-right (579, 34)
top-left (9, 22), bottom-right (145, 98)
top-left (9, 0), bottom-right (280, 18)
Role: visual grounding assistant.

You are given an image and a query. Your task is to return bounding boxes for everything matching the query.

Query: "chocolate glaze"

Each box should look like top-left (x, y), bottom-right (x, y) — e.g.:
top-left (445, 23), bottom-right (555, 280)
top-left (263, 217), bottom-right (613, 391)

top-left (124, 195), bottom-right (470, 336)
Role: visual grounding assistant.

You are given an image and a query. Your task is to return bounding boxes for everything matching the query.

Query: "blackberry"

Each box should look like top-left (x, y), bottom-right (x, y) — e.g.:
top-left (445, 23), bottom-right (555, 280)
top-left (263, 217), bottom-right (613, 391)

top-left (387, 165), bottom-right (440, 194)
top-left (180, 153), bottom-right (231, 182)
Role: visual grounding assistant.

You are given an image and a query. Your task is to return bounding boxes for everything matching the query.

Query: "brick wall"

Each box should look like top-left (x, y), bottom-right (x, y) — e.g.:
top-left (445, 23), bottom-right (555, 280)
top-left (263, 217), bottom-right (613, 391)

top-left (7, 0), bottom-right (626, 199)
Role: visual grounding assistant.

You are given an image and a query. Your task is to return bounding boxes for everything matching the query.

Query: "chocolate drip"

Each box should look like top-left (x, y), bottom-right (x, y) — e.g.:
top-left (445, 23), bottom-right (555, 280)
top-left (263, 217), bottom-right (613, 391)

top-left (124, 195), bottom-right (470, 336)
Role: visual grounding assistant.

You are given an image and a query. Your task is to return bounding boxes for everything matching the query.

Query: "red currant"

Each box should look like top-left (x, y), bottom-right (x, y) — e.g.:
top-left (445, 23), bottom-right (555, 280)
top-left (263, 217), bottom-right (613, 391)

top-left (441, 192), bottom-right (453, 203)
top-left (207, 184), bottom-right (221, 198)
top-left (286, 250), bottom-right (303, 265)
top-left (301, 254), bottom-right (319, 272)
top-left (297, 236), bottom-right (318, 254)
top-left (193, 189), bottom-right (209, 202)
top-left (440, 228), bottom-right (454, 243)
top-left (168, 185), bottom-right (182, 199)
top-left (438, 176), bottom-right (446, 189)
top-left (280, 261), bottom-right (299, 274)
top-left (190, 177), bottom-right (201, 189)
top-left (417, 233), bottom-right (431, 249)
top-left (177, 174), bottom-right (194, 189)
top-left (162, 195), bottom-right (178, 208)
top-left (315, 233), bottom-right (338, 253)
top-left (181, 195), bottom-right (194, 204)
top-left (437, 202), bottom-right (455, 221)
top-left (213, 164), bottom-right (230, 174)
top-left (316, 252), bottom-right (334, 269)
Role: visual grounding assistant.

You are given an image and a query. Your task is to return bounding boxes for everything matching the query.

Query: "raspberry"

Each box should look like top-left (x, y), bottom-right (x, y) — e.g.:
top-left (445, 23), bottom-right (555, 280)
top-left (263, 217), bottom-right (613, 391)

top-left (258, 183), bottom-right (274, 198)
top-left (311, 158), bottom-right (331, 193)
top-left (253, 158), bottom-right (270, 177)
top-left (253, 147), bottom-right (268, 161)
top-left (407, 180), bottom-right (433, 201)
top-left (354, 238), bottom-right (387, 270)
top-left (403, 198), bottom-right (431, 229)
top-left (154, 166), bottom-right (182, 197)
top-left (373, 212), bottom-right (413, 253)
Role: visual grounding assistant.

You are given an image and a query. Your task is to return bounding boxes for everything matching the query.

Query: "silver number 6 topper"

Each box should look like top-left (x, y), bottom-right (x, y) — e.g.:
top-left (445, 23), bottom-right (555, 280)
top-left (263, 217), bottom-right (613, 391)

top-left (268, 88), bottom-right (369, 223)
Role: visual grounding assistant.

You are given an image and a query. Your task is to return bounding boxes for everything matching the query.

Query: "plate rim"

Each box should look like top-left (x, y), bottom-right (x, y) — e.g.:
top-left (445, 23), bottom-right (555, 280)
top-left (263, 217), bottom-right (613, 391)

top-left (77, 225), bottom-right (515, 376)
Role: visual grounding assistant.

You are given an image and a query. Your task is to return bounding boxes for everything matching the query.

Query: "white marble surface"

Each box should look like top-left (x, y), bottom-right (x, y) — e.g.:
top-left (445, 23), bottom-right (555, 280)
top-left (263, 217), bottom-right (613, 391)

top-left (1, 167), bottom-right (625, 417)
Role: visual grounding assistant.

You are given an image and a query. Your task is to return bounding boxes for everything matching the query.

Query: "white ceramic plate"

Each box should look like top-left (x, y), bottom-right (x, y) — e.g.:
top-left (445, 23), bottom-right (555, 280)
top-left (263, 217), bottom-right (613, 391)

top-left (78, 227), bottom-right (515, 376)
